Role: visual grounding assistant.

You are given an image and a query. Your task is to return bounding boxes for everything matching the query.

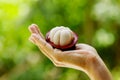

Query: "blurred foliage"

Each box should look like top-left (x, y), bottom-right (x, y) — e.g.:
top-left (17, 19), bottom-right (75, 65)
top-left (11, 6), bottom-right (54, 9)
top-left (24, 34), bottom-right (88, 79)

top-left (0, 0), bottom-right (120, 80)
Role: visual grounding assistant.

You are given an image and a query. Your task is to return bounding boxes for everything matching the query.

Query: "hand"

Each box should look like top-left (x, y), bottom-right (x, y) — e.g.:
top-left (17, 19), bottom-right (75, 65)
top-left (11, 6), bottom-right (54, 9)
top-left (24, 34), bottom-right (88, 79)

top-left (28, 24), bottom-right (112, 80)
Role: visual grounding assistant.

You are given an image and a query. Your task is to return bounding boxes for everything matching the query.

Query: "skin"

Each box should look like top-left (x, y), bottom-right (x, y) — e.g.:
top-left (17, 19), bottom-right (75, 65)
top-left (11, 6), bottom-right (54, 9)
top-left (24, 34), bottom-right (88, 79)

top-left (28, 24), bottom-right (113, 80)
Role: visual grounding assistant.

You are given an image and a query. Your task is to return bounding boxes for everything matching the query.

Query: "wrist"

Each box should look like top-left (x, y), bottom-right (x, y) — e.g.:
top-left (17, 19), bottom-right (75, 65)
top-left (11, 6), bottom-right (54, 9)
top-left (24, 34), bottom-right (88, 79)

top-left (86, 57), bottom-right (113, 80)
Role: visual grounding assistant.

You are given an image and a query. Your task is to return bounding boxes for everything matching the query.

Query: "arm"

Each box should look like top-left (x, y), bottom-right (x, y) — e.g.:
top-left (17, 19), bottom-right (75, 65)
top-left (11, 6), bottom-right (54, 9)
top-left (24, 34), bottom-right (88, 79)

top-left (86, 55), bottom-right (113, 80)
top-left (28, 24), bottom-right (113, 80)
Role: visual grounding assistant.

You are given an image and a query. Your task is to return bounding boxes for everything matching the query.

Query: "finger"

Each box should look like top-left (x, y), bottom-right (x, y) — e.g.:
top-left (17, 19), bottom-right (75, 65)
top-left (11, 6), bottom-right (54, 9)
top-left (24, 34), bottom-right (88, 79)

top-left (29, 33), bottom-right (54, 61)
top-left (29, 33), bottom-right (55, 59)
top-left (29, 33), bottom-right (53, 51)
top-left (28, 24), bottom-right (39, 34)
top-left (28, 24), bottom-right (44, 39)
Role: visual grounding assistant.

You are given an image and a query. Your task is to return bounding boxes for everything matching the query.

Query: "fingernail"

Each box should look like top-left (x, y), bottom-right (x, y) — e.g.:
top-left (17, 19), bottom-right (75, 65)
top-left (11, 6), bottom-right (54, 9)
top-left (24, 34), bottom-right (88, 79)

top-left (31, 24), bottom-right (37, 27)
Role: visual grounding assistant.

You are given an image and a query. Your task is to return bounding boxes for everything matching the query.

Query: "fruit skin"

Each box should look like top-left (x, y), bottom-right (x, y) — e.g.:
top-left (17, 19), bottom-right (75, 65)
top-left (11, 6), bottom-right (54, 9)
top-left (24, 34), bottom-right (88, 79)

top-left (45, 27), bottom-right (78, 50)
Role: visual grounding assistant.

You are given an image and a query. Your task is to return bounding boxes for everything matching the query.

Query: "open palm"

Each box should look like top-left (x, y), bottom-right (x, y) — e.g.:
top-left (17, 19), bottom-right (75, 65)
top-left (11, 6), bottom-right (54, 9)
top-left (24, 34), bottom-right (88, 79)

top-left (28, 24), bottom-right (112, 80)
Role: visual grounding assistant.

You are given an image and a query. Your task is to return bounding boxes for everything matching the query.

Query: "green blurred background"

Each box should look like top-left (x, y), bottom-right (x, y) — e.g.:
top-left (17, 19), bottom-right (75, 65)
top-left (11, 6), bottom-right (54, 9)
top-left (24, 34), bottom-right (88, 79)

top-left (0, 0), bottom-right (120, 80)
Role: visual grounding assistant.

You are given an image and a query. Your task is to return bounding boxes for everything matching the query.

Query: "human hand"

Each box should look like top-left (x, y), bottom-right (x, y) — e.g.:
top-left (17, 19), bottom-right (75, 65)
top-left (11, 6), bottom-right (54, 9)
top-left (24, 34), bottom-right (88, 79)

top-left (28, 24), bottom-right (112, 80)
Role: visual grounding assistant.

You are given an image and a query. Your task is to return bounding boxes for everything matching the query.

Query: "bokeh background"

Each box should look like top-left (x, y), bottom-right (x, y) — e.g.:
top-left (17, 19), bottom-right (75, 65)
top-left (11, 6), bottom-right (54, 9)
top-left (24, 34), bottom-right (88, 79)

top-left (0, 0), bottom-right (120, 80)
